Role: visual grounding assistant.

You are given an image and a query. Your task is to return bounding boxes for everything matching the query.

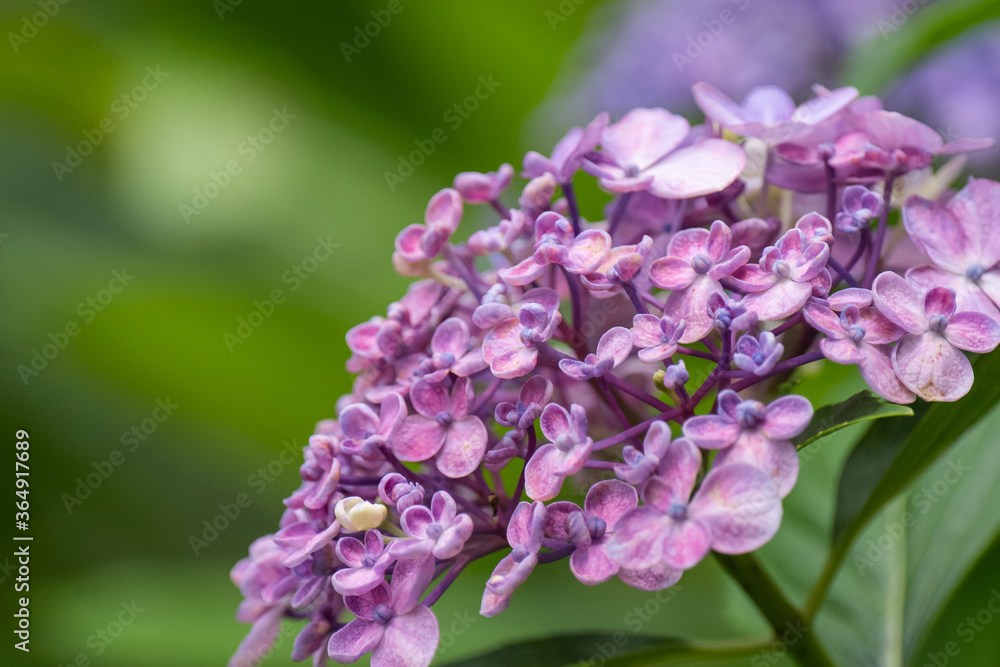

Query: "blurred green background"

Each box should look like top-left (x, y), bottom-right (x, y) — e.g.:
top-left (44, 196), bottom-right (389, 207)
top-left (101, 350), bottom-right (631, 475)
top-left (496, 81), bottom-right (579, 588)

top-left (2, 1), bottom-right (1000, 666)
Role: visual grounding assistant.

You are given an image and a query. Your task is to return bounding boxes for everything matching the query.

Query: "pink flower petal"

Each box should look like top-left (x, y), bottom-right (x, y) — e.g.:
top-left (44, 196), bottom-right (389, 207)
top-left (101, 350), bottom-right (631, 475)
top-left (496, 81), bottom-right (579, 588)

top-left (908, 266), bottom-right (1000, 321)
top-left (664, 276), bottom-right (724, 343)
top-left (714, 433), bottom-right (799, 498)
top-left (652, 434), bottom-right (702, 502)
top-left (742, 279), bottom-right (813, 321)
top-left (392, 416), bottom-right (445, 462)
top-left (645, 140), bottom-right (746, 199)
top-left (390, 555), bottom-right (436, 614)
top-left (682, 415), bottom-right (740, 449)
top-left (585, 480), bottom-right (638, 526)
top-left (436, 417), bottom-right (487, 478)
top-left (616, 563), bottom-right (683, 591)
top-left (524, 445), bottom-right (565, 501)
top-left (328, 619), bottom-right (384, 663)
top-left (902, 196), bottom-right (969, 273)
top-left (872, 271), bottom-right (927, 334)
top-left (539, 404), bottom-right (571, 442)
top-left (649, 256), bottom-right (697, 290)
top-left (820, 338), bottom-right (865, 364)
top-left (400, 505), bottom-right (434, 538)
top-left (597, 327), bottom-right (633, 367)
top-left (373, 606), bottom-right (439, 667)
top-left (565, 229), bottom-right (613, 274)
top-left (692, 82), bottom-right (746, 127)
top-left (409, 380), bottom-right (450, 418)
top-left (893, 332), bottom-right (973, 402)
top-left (763, 395), bottom-right (813, 440)
top-left (943, 312), bottom-right (1000, 353)
top-left (689, 464), bottom-right (782, 554)
top-left (923, 287), bottom-right (957, 319)
top-left (603, 108), bottom-right (690, 171)
top-left (570, 545), bottom-right (619, 585)
top-left (666, 227), bottom-right (710, 263)
top-left (499, 255), bottom-right (548, 286)
top-left (489, 348), bottom-right (538, 380)
top-left (431, 317), bottom-right (469, 359)
top-left (858, 344), bottom-right (915, 404)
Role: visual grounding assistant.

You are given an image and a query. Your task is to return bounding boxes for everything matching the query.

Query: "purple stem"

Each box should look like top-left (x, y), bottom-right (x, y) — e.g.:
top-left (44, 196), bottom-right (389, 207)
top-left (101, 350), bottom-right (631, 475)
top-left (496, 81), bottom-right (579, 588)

top-left (501, 428), bottom-right (536, 526)
top-left (598, 377), bottom-right (640, 447)
top-left (444, 244), bottom-right (484, 302)
top-left (604, 373), bottom-right (671, 411)
top-left (562, 181), bottom-right (582, 235)
top-left (622, 280), bottom-right (648, 315)
top-left (592, 406), bottom-right (683, 451)
top-left (864, 173), bottom-right (896, 288)
top-left (677, 346), bottom-right (719, 362)
top-left (771, 313), bottom-right (804, 337)
top-left (490, 198), bottom-right (510, 219)
top-left (561, 266), bottom-right (584, 335)
top-left (641, 291), bottom-right (667, 312)
top-left (584, 460), bottom-right (618, 471)
top-left (378, 444), bottom-right (492, 524)
top-left (730, 350), bottom-right (825, 391)
top-left (471, 376), bottom-right (504, 415)
top-left (607, 192), bottom-right (633, 239)
top-left (538, 544), bottom-right (577, 564)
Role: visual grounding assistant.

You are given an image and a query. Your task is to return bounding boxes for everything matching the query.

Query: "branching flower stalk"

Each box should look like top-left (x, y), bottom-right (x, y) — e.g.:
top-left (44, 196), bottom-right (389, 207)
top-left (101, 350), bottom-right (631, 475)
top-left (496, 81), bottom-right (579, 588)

top-left (230, 83), bottom-right (998, 667)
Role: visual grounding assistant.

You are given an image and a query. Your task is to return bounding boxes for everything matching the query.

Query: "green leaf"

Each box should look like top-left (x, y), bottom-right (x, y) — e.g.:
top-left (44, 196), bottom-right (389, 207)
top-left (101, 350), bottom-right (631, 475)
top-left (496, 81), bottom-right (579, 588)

top-left (842, 0), bottom-right (1000, 95)
top-left (808, 352), bottom-right (1000, 618)
top-left (793, 390), bottom-right (913, 452)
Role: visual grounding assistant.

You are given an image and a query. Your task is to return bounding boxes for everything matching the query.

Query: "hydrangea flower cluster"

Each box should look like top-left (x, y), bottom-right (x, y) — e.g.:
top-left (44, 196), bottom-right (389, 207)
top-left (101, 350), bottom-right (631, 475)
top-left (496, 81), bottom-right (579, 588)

top-left (231, 82), bottom-right (997, 667)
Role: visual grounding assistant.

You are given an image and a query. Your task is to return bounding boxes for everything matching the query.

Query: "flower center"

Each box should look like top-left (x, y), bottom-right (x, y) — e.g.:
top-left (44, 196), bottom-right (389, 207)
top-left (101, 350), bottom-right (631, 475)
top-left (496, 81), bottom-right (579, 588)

top-left (436, 412), bottom-right (454, 428)
top-left (736, 400), bottom-right (767, 429)
top-left (691, 254), bottom-right (712, 275)
top-left (929, 314), bottom-right (948, 334)
top-left (555, 434), bottom-right (576, 452)
top-left (667, 502), bottom-right (688, 521)
top-left (373, 604), bottom-right (394, 625)
top-left (426, 523), bottom-right (443, 540)
top-left (773, 259), bottom-right (791, 278)
top-left (752, 351), bottom-right (765, 364)
top-left (587, 516), bottom-right (607, 541)
top-left (967, 263), bottom-right (987, 282)
top-left (848, 324), bottom-right (866, 342)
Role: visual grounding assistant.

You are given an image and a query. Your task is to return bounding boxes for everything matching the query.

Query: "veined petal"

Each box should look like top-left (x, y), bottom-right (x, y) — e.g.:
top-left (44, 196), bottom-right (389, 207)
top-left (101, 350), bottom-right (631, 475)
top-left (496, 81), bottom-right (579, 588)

top-left (763, 395), bottom-right (813, 440)
top-left (943, 311), bottom-right (1000, 353)
top-left (682, 415), bottom-right (740, 449)
top-left (689, 464), bottom-right (782, 554)
top-left (616, 563), bottom-right (683, 591)
top-left (872, 272), bottom-right (929, 333)
top-left (646, 140), bottom-right (746, 199)
top-left (392, 417), bottom-right (445, 462)
top-left (858, 344), bottom-right (916, 404)
top-left (570, 545), bottom-right (619, 585)
top-left (892, 332), bottom-right (972, 401)
top-left (649, 256), bottom-right (697, 290)
top-left (436, 417), bottom-right (488, 478)
top-left (373, 606), bottom-right (439, 667)
top-left (327, 619), bottom-right (384, 664)
top-left (714, 433), bottom-right (799, 498)
top-left (742, 279), bottom-right (813, 321)
top-left (585, 480), bottom-right (638, 526)
top-left (499, 255), bottom-right (548, 286)
top-left (902, 196), bottom-right (969, 273)
top-left (524, 445), bottom-right (567, 501)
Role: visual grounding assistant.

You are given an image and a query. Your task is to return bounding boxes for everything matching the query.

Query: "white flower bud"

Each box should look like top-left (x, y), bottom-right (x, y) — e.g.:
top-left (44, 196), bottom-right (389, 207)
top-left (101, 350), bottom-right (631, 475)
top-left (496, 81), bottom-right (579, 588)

top-left (335, 496), bottom-right (387, 533)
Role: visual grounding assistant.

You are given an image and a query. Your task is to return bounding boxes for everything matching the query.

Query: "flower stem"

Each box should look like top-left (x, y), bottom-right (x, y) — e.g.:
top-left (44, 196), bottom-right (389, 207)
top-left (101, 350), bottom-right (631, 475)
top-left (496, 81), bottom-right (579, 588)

top-left (563, 181), bottom-right (582, 235)
top-left (622, 280), bottom-right (648, 314)
top-left (864, 173), bottom-right (895, 288)
top-left (715, 553), bottom-right (836, 667)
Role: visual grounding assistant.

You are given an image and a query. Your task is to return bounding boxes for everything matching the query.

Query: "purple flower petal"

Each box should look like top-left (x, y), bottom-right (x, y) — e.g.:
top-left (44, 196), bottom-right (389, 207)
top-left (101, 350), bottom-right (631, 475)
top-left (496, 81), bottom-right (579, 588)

top-left (373, 605), bottom-right (439, 667)
top-left (436, 416), bottom-right (487, 478)
top-left (944, 312), bottom-right (1000, 352)
top-left (645, 140), bottom-right (746, 199)
top-left (616, 563), bottom-right (683, 591)
top-left (682, 415), bottom-right (740, 449)
top-left (390, 555), bottom-right (436, 614)
top-left (872, 272), bottom-right (928, 334)
top-left (893, 332), bottom-right (974, 402)
top-left (762, 395), bottom-right (813, 440)
top-left (524, 445), bottom-right (565, 501)
top-left (570, 545), bottom-right (619, 585)
top-left (689, 464), bottom-right (782, 555)
top-left (596, 326), bottom-right (633, 367)
top-left (393, 416), bottom-right (445, 462)
top-left (327, 619), bottom-right (384, 664)
top-left (714, 433), bottom-right (799, 498)
top-left (585, 479), bottom-right (638, 526)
